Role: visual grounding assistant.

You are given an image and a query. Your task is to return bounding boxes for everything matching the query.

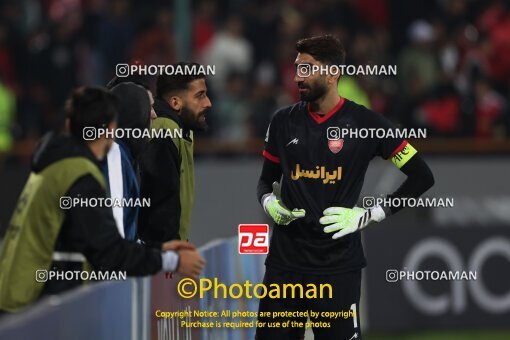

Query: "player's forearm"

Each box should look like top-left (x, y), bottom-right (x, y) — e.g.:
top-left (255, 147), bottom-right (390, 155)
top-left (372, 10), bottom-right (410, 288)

top-left (320, 154), bottom-right (434, 239)
top-left (385, 153), bottom-right (435, 214)
top-left (65, 176), bottom-right (163, 276)
top-left (257, 158), bottom-right (282, 204)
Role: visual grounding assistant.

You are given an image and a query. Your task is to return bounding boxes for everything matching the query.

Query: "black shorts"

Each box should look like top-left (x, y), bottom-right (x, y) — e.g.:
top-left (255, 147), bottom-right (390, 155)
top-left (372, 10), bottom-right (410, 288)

top-left (256, 266), bottom-right (362, 340)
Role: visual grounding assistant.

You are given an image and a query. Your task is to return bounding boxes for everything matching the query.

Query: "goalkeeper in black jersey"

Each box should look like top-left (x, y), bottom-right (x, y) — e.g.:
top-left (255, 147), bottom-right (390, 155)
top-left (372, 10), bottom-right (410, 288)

top-left (256, 35), bottom-right (434, 340)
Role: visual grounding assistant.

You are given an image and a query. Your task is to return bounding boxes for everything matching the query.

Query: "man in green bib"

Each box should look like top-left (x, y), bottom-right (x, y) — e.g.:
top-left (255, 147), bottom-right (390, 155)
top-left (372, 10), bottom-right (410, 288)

top-left (138, 62), bottom-right (212, 243)
top-left (0, 87), bottom-right (205, 313)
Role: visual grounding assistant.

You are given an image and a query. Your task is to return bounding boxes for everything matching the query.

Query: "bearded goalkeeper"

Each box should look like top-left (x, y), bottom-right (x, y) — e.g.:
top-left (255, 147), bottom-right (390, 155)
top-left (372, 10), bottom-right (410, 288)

top-left (256, 35), bottom-right (434, 340)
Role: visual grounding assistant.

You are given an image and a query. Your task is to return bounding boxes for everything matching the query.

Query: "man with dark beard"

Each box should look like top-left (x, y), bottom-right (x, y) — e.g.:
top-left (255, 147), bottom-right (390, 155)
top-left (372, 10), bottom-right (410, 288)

top-left (0, 87), bottom-right (205, 313)
top-left (256, 35), bottom-right (434, 339)
top-left (138, 62), bottom-right (211, 244)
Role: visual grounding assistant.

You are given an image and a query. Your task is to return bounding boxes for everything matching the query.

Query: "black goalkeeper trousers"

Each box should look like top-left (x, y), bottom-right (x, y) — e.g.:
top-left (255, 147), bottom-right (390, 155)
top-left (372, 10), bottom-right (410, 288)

top-left (255, 266), bottom-right (362, 340)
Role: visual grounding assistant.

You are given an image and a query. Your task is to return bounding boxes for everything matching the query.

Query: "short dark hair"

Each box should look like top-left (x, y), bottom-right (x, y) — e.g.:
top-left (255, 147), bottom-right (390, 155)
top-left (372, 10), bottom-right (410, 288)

top-left (296, 34), bottom-right (346, 66)
top-left (66, 86), bottom-right (118, 140)
top-left (156, 62), bottom-right (205, 99)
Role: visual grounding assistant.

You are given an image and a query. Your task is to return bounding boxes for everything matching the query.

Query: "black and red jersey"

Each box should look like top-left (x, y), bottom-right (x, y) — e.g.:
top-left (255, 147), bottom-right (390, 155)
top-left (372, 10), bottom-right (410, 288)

top-left (263, 98), bottom-right (405, 274)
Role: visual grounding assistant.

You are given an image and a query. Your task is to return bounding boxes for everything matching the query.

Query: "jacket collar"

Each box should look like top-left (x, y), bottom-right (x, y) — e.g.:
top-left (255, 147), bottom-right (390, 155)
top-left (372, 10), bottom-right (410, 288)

top-left (154, 98), bottom-right (183, 127)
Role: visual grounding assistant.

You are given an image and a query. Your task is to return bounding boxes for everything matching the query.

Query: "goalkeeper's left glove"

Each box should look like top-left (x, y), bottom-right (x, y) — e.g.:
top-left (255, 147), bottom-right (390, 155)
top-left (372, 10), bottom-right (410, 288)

top-left (319, 206), bottom-right (386, 239)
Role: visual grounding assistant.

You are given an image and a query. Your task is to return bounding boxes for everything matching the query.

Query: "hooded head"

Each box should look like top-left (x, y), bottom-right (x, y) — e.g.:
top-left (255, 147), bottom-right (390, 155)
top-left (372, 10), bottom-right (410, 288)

top-left (106, 74), bottom-right (157, 120)
top-left (110, 82), bottom-right (151, 158)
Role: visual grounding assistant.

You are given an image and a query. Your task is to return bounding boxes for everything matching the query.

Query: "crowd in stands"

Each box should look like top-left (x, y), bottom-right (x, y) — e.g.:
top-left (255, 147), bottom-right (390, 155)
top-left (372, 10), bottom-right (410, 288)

top-left (0, 0), bottom-right (509, 162)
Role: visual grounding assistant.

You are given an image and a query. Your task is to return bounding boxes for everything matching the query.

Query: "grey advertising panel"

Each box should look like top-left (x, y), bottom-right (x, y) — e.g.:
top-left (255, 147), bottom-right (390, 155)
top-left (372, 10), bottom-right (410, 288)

top-left (364, 223), bottom-right (510, 331)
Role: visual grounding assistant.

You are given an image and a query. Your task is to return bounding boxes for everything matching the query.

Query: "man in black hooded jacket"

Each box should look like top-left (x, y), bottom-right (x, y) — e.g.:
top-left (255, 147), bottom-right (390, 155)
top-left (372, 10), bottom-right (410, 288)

top-left (0, 87), bottom-right (205, 312)
top-left (101, 82), bottom-right (152, 240)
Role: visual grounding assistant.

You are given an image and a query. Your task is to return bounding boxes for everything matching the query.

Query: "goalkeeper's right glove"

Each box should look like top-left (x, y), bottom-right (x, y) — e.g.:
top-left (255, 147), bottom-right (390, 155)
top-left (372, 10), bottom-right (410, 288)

top-left (261, 182), bottom-right (306, 225)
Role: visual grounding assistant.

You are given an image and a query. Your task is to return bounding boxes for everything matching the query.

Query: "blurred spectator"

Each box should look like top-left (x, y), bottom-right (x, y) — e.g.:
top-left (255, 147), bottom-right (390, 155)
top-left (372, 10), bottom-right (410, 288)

top-left (243, 0), bottom-right (282, 67)
top-left (96, 0), bottom-right (135, 75)
top-left (192, 1), bottom-right (216, 60)
top-left (412, 85), bottom-right (463, 136)
top-left (0, 80), bottom-right (15, 164)
top-left (0, 0), bottom-right (509, 159)
top-left (0, 24), bottom-right (17, 90)
top-left (477, 1), bottom-right (510, 87)
top-left (398, 20), bottom-right (440, 97)
top-left (353, 0), bottom-right (389, 28)
top-left (338, 76), bottom-right (371, 109)
top-left (250, 62), bottom-right (278, 138)
top-left (130, 7), bottom-right (175, 66)
top-left (473, 77), bottom-right (507, 138)
top-left (202, 15), bottom-right (253, 93)
top-left (213, 72), bottom-right (251, 141)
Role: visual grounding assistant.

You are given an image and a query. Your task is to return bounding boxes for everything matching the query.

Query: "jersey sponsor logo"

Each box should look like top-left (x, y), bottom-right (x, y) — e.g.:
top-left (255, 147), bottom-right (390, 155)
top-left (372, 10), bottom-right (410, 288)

top-left (291, 163), bottom-right (342, 184)
top-left (328, 138), bottom-right (344, 153)
top-left (391, 142), bottom-right (417, 168)
top-left (238, 224), bottom-right (269, 254)
top-left (286, 138), bottom-right (299, 147)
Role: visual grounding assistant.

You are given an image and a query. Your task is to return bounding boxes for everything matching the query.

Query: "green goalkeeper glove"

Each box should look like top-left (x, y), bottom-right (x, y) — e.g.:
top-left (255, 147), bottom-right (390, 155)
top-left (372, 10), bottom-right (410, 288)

top-left (319, 206), bottom-right (386, 239)
top-left (262, 182), bottom-right (306, 225)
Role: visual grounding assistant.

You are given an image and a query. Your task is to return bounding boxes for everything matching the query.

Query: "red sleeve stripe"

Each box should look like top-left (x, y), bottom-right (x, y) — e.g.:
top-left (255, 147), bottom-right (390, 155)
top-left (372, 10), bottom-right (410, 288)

top-left (262, 150), bottom-right (280, 163)
top-left (388, 140), bottom-right (408, 159)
